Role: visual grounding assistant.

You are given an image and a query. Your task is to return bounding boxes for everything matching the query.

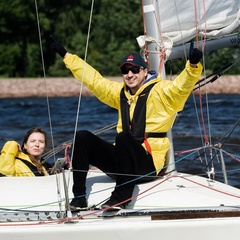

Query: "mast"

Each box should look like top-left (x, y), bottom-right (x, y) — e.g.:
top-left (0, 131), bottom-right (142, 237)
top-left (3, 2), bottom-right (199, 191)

top-left (142, 0), bottom-right (176, 174)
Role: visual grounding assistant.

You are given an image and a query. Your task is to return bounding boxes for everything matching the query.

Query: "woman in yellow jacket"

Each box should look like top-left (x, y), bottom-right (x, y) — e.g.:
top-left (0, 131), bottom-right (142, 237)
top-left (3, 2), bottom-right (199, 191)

top-left (0, 127), bottom-right (49, 176)
top-left (50, 36), bottom-right (203, 211)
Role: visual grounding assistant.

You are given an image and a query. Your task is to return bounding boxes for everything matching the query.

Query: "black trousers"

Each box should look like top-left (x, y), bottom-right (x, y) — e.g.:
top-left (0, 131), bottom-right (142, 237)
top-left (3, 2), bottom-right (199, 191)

top-left (72, 130), bottom-right (156, 202)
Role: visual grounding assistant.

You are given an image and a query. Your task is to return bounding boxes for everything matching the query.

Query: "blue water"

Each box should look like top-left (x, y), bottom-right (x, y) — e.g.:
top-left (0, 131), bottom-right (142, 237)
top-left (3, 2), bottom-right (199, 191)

top-left (0, 95), bottom-right (240, 187)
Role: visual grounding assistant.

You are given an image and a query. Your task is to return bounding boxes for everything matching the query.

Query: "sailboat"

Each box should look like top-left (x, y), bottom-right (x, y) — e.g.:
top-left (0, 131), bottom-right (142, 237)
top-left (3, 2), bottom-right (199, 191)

top-left (0, 0), bottom-right (240, 239)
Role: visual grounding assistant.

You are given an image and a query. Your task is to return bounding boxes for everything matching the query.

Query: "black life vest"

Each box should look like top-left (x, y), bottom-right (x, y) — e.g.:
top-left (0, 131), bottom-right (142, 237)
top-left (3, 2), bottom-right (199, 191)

top-left (16, 157), bottom-right (45, 176)
top-left (120, 82), bottom-right (157, 143)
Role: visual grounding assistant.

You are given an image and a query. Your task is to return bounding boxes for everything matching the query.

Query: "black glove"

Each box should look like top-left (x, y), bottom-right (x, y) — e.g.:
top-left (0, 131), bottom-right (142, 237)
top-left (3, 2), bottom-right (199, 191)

top-left (189, 41), bottom-right (202, 64)
top-left (50, 35), bottom-right (67, 58)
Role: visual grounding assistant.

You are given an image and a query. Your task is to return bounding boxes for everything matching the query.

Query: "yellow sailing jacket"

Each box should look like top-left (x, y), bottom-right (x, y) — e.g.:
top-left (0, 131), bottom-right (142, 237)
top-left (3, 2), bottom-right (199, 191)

top-left (0, 141), bottom-right (48, 177)
top-left (64, 54), bottom-right (202, 173)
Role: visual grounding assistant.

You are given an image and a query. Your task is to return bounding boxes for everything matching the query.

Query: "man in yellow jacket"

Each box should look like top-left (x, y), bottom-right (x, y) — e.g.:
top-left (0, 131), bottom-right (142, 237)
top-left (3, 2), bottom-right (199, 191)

top-left (50, 36), bottom-right (203, 211)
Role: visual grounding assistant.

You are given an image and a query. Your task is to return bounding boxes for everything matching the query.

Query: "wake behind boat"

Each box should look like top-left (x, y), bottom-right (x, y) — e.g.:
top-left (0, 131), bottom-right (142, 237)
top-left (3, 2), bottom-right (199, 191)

top-left (0, 0), bottom-right (240, 239)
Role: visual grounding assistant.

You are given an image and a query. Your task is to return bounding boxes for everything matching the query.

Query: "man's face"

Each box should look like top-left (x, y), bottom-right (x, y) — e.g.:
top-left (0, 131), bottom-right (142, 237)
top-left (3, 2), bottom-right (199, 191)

top-left (121, 64), bottom-right (147, 94)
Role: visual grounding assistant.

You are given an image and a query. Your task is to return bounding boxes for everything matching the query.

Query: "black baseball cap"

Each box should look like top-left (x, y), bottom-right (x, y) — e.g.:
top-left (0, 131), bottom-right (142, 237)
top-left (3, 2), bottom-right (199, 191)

top-left (120, 53), bottom-right (147, 68)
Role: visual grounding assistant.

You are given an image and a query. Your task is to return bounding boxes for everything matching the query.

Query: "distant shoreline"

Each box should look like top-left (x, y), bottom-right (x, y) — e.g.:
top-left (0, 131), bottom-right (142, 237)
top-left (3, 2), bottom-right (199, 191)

top-left (1, 76), bottom-right (240, 98)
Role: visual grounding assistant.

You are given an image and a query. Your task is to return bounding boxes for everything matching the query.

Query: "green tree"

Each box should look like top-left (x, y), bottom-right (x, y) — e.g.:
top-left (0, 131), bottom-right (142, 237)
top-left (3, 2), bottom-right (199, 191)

top-left (206, 46), bottom-right (240, 74)
top-left (0, 1), bottom-right (239, 78)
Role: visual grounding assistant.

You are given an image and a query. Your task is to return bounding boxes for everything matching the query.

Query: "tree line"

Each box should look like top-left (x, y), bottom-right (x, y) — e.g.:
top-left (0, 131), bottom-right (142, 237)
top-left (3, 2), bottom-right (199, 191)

top-left (0, 0), bottom-right (239, 78)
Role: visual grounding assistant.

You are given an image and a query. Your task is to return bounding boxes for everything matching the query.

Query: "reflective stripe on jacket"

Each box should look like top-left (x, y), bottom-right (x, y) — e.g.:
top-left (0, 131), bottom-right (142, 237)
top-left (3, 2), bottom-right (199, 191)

top-left (64, 54), bottom-right (202, 173)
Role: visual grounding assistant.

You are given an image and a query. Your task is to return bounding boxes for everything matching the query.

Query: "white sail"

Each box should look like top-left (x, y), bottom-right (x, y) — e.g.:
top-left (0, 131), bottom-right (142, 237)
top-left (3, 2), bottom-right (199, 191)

top-left (139, 0), bottom-right (240, 62)
top-left (147, 0), bottom-right (240, 45)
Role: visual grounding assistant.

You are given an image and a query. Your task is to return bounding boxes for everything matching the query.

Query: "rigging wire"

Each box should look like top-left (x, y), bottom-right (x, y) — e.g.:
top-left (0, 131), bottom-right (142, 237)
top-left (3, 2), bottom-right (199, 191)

top-left (193, 59), bottom-right (240, 90)
top-left (34, 0), bottom-right (56, 164)
top-left (154, 0), bottom-right (166, 72)
top-left (34, 1), bottom-right (68, 210)
top-left (192, 57), bottom-right (240, 171)
top-left (193, 0), bottom-right (199, 48)
top-left (170, 0), bottom-right (211, 170)
top-left (199, 0), bottom-right (211, 149)
top-left (200, 0), bottom-right (207, 53)
top-left (191, 0), bottom-right (213, 172)
top-left (61, 0), bottom-right (96, 208)
top-left (70, 0), bottom-right (95, 166)
top-left (175, 117), bottom-right (240, 177)
top-left (42, 121), bottom-right (117, 160)
top-left (203, 118), bottom-right (240, 173)
top-left (173, 0), bottom-right (188, 61)
top-left (34, 0), bottom-right (66, 217)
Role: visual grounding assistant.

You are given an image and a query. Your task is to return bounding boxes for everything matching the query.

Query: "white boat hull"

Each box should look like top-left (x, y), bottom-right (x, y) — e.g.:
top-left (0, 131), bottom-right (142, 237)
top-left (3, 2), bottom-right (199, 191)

top-left (0, 170), bottom-right (240, 211)
top-left (1, 215), bottom-right (240, 240)
top-left (0, 170), bottom-right (240, 240)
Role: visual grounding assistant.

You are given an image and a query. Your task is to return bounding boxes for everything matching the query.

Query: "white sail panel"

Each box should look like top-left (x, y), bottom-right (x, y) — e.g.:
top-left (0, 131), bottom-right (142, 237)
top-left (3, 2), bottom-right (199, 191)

top-left (153, 0), bottom-right (240, 45)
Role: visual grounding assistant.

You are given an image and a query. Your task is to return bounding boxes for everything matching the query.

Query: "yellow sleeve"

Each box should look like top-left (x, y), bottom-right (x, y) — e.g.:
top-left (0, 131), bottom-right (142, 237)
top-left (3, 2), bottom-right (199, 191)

top-left (160, 61), bottom-right (202, 112)
top-left (0, 141), bottom-right (19, 176)
top-left (173, 60), bottom-right (203, 92)
top-left (63, 53), bottom-right (123, 109)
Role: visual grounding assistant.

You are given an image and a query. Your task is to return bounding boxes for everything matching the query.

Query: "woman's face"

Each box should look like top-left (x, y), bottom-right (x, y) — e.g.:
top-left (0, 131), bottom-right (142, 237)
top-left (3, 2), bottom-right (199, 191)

top-left (24, 132), bottom-right (46, 159)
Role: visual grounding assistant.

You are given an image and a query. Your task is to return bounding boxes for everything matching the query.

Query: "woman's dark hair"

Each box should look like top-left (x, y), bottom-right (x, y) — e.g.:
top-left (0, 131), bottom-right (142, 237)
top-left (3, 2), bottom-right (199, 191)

top-left (21, 127), bottom-right (48, 174)
top-left (21, 127), bottom-right (48, 151)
